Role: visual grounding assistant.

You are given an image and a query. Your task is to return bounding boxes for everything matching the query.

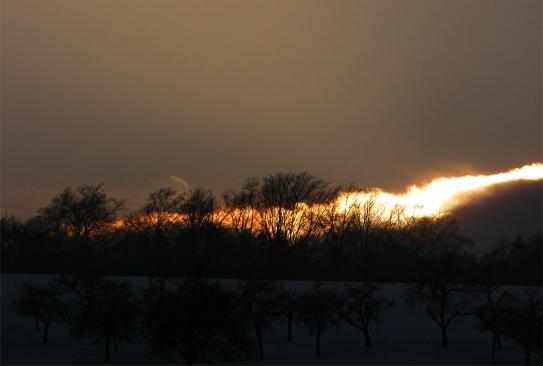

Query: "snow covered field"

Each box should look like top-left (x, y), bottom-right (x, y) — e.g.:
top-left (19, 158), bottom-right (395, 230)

top-left (1, 273), bottom-right (539, 365)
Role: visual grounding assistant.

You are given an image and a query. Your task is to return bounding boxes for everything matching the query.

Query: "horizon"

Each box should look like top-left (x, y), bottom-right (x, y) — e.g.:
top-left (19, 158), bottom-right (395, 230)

top-left (1, 2), bottom-right (542, 364)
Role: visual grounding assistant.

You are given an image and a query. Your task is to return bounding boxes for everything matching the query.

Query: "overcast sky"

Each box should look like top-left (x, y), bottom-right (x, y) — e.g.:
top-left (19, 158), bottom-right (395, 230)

top-left (1, 0), bottom-right (541, 218)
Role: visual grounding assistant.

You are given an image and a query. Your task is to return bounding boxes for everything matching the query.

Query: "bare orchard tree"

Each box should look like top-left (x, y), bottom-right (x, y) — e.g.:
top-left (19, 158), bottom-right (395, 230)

top-left (58, 275), bottom-right (139, 364)
top-left (472, 240), bottom-right (511, 358)
top-left (275, 285), bottom-right (301, 342)
top-left (405, 279), bottom-right (472, 348)
top-left (298, 282), bottom-right (339, 357)
top-left (404, 216), bottom-right (473, 348)
top-left (142, 278), bottom-right (253, 364)
top-left (13, 281), bottom-right (66, 343)
top-left (237, 279), bottom-right (278, 358)
top-left (501, 290), bottom-right (542, 365)
top-left (337, 283), bottom-right (393, 348)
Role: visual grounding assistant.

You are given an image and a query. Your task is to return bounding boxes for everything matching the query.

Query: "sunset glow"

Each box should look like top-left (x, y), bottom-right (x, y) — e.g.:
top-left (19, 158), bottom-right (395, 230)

top-left (118, 163), bottom-right (543, 234)
top-left (338, 163), bottom-right (543, 218)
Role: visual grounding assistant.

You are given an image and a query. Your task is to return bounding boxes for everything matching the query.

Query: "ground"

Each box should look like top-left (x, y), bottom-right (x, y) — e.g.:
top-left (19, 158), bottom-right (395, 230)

top-left (1, 273), bottom-right (539, 365)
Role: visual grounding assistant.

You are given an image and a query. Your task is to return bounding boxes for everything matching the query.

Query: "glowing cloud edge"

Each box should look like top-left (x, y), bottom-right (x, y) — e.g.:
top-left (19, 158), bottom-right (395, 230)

top-left (339, 162), bottom-right (543, 218)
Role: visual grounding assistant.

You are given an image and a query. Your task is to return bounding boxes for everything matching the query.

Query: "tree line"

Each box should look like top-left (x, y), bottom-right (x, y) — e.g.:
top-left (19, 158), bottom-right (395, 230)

top-left (2, 172), bottom-right (540, 284)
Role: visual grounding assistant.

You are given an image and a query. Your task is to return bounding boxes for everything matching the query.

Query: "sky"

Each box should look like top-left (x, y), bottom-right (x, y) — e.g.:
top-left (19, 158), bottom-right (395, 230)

top-left (1, 0), bottom-right (541, 218)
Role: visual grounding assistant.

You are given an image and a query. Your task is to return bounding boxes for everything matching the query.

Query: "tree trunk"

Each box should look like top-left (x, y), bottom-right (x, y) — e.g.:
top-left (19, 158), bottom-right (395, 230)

top-left (256, 328), bottom-right (264, 358)
top-left (186, 350), bottom-right (197, 365)
top-left (491, 332), bottom-right (497, 358)
top-left (35, 316), bottom-right (40, 333)
top-left (363, 327), bottom-right (372, 348)
top-left (104, 335), bottom-right (111, 364)
top-left (315, 328), bottom-right (321, 357)
top-left (178, 349), bottom-right (196, 365)
top-left (287, 313), bottom-right (293, 341)
top-left (496, 331), bottom-right (502, 350)
top-left (113, 336), bottom-right (118, 352)
top-left (524, 342), bottom-right (531, 365)
top-left (441, 326), bottom-right (448, 348)
top-left (42, 322), bottom-right (50, 343)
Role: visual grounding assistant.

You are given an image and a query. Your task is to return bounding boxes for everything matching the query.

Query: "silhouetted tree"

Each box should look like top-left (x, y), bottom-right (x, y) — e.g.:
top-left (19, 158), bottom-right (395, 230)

top-left (1, 215), bottom-right (25, 267)
top-left (35, 184), bottom-right (125, 244)
top-left (472, 240), bottom-right (510, 357)
top-left (299, 283), bottom-right (339, 357)
top-left (405, 216), bottom-right (472, 348)
top-left (223, 177), bottom-right (261, 241)
top-left (238, 279), bottom-right (277, 358)
top-left (501, 290), bottom-right (542, 365)
top-left (222, 179), bottom-right (262, 277)
top-left (318, 192), bottom-right (357, 278)
top-left (337, 283), bottom-right (392, 348)
top-left (126, 188), bottom-right (183, 237)
top-left (349, 189), bottom-right (387, 268)
top-left (142, 278), bottom-right (253, 364)
top-left (181, 188), bottom-right (217, 232)
top-left (26, 184), bottom-right (125, 273)
top-left (275, 286), bottom-right (300, 341)
top-left (258, 172), bottom-right (334, 244)
top-left (507, 233), bottom-right (542, 285)
top-left (55, 274), bottom-right (104, 304)
top-left (59, 275), bottom-right (139, 363)
top-left (124, 188), bottom-right (184, 275)
top-left (13, 281), bottom-right (66, 343)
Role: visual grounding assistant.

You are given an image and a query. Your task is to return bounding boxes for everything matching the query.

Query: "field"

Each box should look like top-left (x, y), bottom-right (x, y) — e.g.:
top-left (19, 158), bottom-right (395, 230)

top-left (1, 273), bottom-right (539, 365)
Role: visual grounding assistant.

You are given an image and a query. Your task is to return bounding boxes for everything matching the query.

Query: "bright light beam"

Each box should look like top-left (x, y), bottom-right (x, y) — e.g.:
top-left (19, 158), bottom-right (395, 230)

top-left (340, 163), bottom-right (543, 218)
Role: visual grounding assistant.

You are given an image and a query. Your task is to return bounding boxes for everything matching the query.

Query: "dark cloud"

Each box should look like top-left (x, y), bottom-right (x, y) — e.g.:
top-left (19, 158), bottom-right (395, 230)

top-left (451, 181), bottom-right (542, 252)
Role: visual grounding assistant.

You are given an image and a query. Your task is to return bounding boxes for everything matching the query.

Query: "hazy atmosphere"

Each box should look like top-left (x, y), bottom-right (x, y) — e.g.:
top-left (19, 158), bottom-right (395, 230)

top-left (2, 2), bottom-right (542, 365)
top-left (2, 0), bottom-right (541, 218)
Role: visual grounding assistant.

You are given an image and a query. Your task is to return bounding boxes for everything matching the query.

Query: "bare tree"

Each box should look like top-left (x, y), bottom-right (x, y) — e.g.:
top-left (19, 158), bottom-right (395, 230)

top-left (13, 282), bottom-right (66, 343)
top-left (125, 188), bottom-right (184, 238)
top-left (1, 215), bottom-right (25, 268)
top-left (405, 280), bottom-right (471, 348)
top-left (473, 240), bottom-right (511, 357)
top-left (501, 290), bottom-right (542, 365)
top-left (223, 177), bottom-right (261, 241)
top-left (1, 215), bottom-right (24, 251)
top-left (181, 188), bottom-right (217, 232)
top-left (337, 283), bottom-right (392, 348)
top-left (59, 275), bottom-right (139, 364)
top-left (238, 279), bottom-right (277, 358)
top-left (123, 188), bottom-right (184, 275)
top-left (317, 188), bottom-right (366, 277)
top-left (350, 189), bottom-right (387, 259)
top-left (275, 286), bottom-right (300, 342)
top-left (142, 278), bottom-right (253, 364)
top-left (258, 172), bottom-right (334, 245)
top-left (35, 184), bottom-right (125, 245)
top-left (404, 216), bottom-right (472, 348)
top-left (298, 283), bottom-right (339, 357)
